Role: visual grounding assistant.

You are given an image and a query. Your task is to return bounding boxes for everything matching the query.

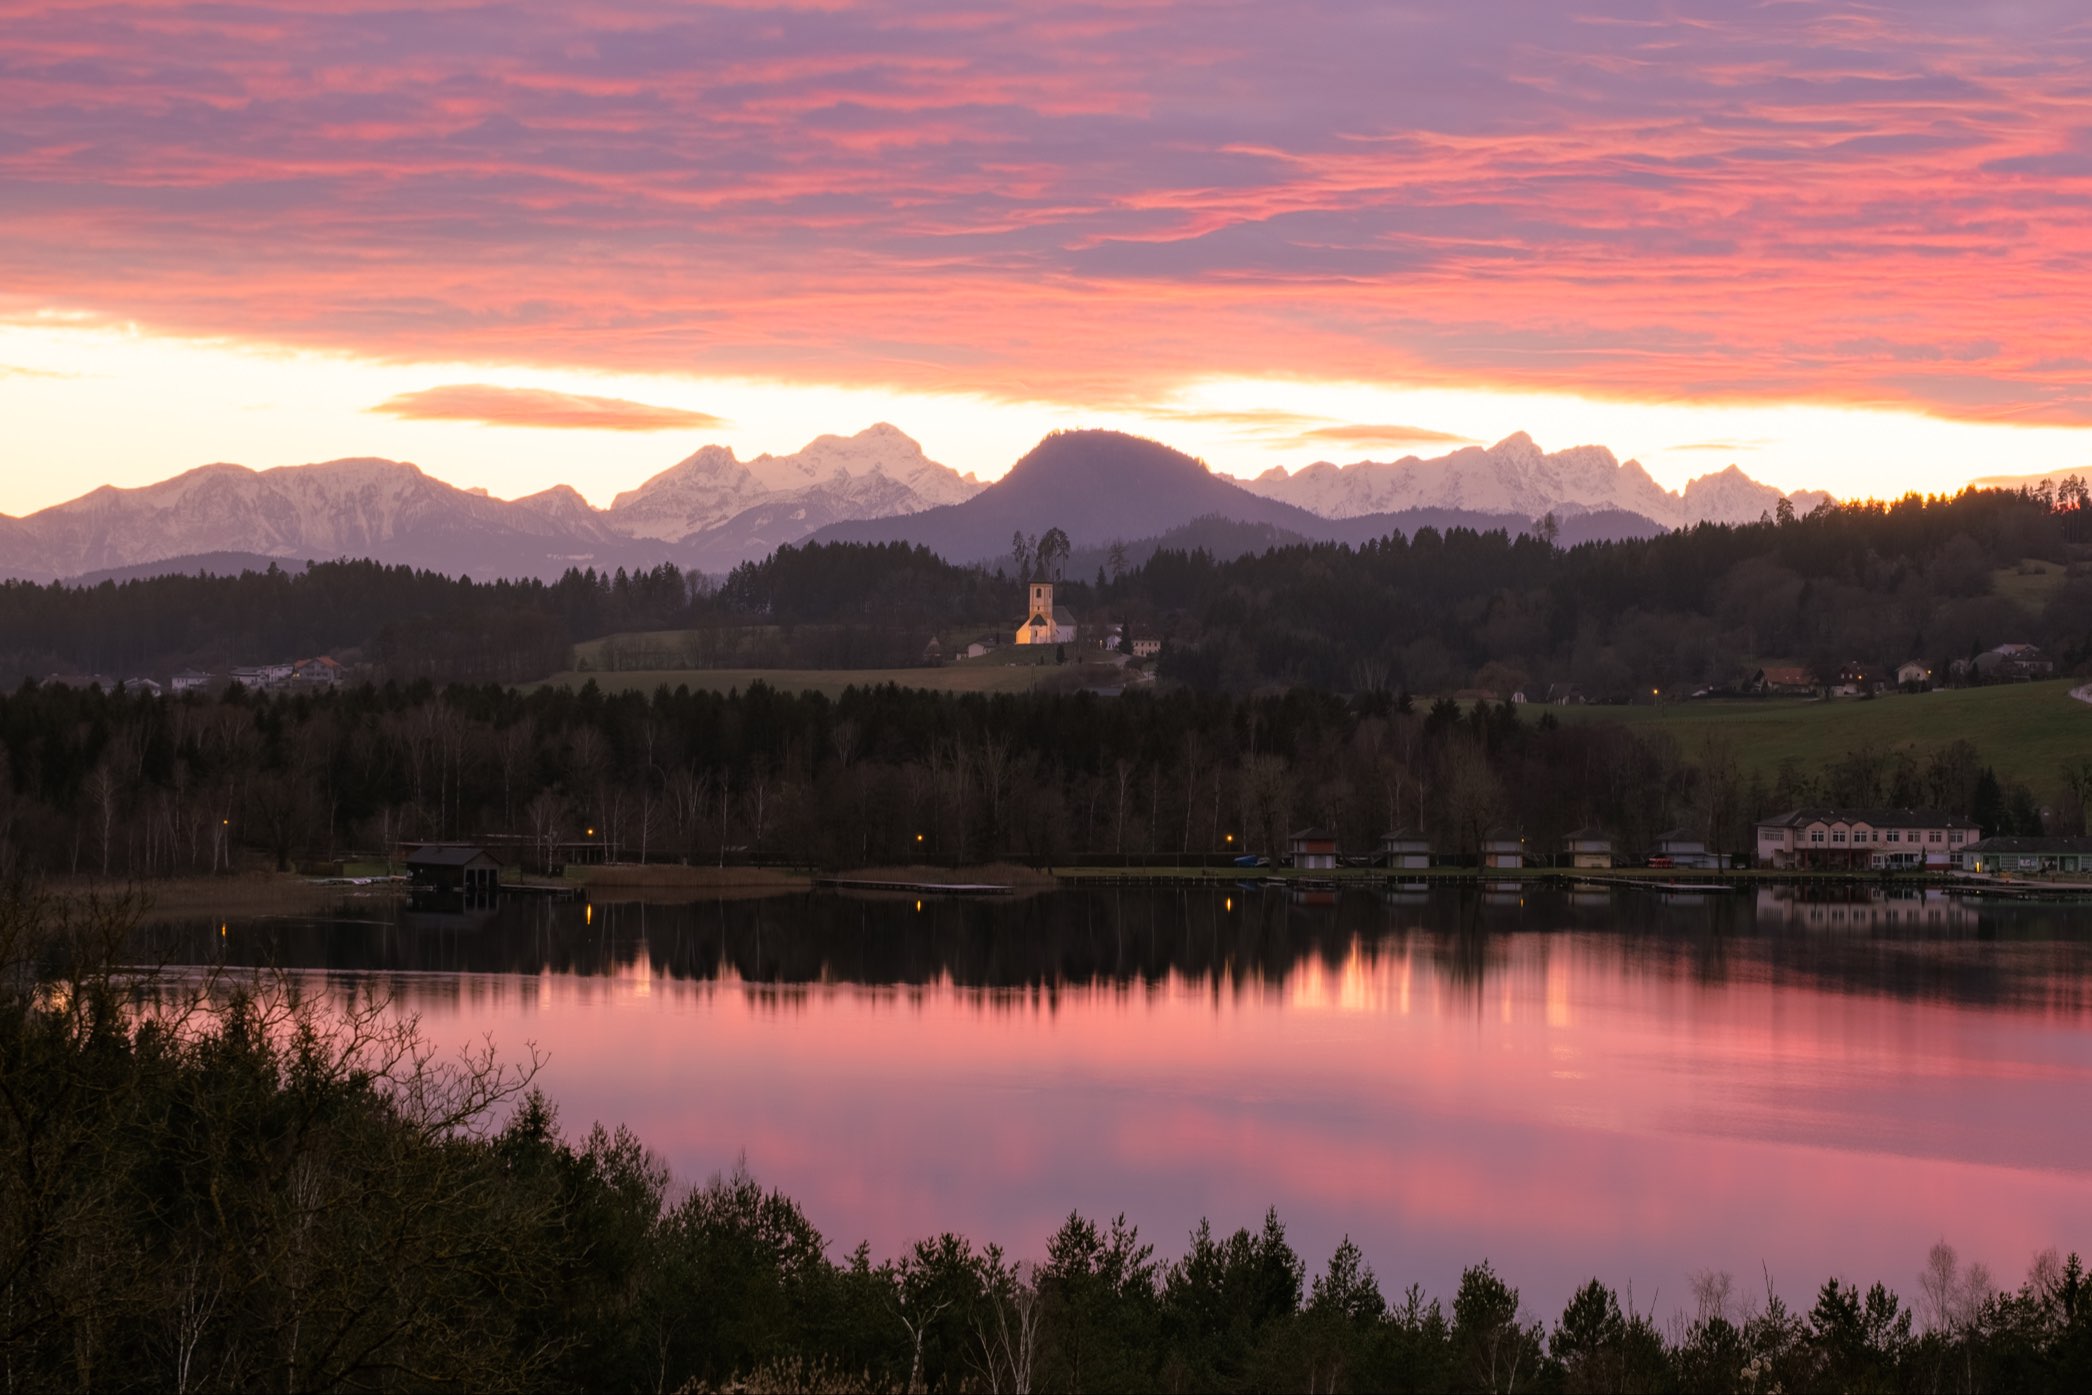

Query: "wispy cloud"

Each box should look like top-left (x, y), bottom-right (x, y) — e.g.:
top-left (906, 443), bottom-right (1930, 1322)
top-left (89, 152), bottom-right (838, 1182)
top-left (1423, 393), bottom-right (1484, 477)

top-left (371, 384), bottom-right (725, 432)
top-left (1669, 440), bottom-right (1769, 453)
top-left (1289, 424), bottom-right (1477, 451)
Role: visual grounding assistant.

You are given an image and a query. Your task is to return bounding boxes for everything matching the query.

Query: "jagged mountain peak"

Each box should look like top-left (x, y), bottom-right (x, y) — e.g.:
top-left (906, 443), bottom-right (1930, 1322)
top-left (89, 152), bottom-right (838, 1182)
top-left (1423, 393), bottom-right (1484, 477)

top-left (1243, 432), bottom-right (1828, 528)
top-left (605, 425), bottom-right (980, 543)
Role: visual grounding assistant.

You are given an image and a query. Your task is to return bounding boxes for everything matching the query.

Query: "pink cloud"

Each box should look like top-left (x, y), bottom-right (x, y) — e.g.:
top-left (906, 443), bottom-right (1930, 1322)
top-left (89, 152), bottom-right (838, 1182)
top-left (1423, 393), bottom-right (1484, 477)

top-left (2, 0), bottom-right (2090, 421)
top-left (370, 383), bottom-right (725, 430)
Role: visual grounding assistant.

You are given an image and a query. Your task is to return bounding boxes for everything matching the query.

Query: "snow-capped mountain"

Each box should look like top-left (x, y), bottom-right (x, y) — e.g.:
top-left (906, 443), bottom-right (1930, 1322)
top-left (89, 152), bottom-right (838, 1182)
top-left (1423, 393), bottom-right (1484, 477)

top-left (1242, 433), bottom-right (1829, 528)
top-left (0, 424), bottom-right (983, 581)
top-left (0, 458), bottom-right (642, 582)
top-left (741, 422), bottom-right (980, 505)
top-left (607, 424), bottom-right (981, 542)
top-left (607, 446), bottom-right (771, 543)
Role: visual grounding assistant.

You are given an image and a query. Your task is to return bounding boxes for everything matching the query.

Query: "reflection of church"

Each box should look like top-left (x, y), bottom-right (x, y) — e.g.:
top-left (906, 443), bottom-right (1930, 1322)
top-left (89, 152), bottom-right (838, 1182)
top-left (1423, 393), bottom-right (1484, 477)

top-left (1014, 582), bottom-right (1076, 645)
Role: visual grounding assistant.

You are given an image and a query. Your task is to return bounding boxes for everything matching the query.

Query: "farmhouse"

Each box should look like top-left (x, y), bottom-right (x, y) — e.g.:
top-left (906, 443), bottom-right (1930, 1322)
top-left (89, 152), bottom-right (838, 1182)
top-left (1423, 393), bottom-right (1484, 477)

top-left (1752, 665), bottom-right (1815, 696)
top-left (1755, 809), bottom-right (1978, 870)
top-left (1013, 582), bottom-right (1076, 646)
top-left (1288, 828), bottom-right (1339, 870)
top-left (1896, 660), bottom-right (1933, 690)
top-left (1972, 643), bottom-right (2054, 681)
top-left (1131, 635), bottom-right (1163, 658)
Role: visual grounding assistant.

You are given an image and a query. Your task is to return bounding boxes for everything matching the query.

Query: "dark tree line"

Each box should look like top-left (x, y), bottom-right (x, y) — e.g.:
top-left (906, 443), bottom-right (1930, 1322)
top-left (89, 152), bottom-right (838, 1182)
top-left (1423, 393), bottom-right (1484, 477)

top-left (5, 486), bottom-right (2088, 695)
top-left (0, 679), bottom-right (2065, 880)
top-left (5, 895), bottom-right (2090, 1392)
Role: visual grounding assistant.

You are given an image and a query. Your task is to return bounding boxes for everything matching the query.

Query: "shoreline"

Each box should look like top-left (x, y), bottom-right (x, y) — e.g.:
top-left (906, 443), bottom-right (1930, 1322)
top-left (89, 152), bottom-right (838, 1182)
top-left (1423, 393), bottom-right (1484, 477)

top-left (43, 874), bottom-right (403, 918)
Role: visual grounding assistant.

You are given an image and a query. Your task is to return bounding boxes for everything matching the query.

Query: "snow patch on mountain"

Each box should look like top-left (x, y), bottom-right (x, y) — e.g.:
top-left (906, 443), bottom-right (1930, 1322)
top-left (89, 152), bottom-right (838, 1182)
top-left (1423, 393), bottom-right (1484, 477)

top-left (607, 424), bottom-right (979, 542)
top-left (1243, 433), bottom-right (1831, 528)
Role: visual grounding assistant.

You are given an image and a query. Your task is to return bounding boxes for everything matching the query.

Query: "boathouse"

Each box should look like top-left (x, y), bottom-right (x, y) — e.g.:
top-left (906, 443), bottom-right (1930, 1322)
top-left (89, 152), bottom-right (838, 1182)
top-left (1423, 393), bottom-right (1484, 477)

top-left (405, 844), bottom-right (503, 898)
top-left (1653, 828), bottom-right (1724, 871)
top-left (1379, 828), bottom-right (1431, 870)
top-left (1288, 827), bottom-right (1340, 871)
top-left (1561, 827), bottom-right (1614, 870)
top-left (1959, 837), bottom-right (2092, 875)
top-left (1481, 827), bottom-right (1527, 870)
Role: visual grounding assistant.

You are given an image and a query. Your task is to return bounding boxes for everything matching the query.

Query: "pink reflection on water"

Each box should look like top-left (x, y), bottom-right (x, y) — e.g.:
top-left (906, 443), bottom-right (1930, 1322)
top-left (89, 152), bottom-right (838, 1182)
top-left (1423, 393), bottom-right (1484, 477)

top-left (298, 932), bottom-right (2092, 1314)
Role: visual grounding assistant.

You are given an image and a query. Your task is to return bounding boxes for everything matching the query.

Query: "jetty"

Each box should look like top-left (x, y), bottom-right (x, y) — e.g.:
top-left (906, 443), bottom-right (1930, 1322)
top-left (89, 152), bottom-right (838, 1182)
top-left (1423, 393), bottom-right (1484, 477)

top-left (815, 876), bottom-right (1013, 896)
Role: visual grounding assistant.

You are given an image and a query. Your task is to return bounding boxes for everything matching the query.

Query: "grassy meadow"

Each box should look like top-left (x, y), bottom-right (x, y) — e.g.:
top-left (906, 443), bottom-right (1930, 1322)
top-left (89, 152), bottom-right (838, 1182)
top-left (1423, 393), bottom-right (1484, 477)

top-left (529, 661), bottom-right (1070, 699)
top-left (1550, 679), bottom-right (2089, 786)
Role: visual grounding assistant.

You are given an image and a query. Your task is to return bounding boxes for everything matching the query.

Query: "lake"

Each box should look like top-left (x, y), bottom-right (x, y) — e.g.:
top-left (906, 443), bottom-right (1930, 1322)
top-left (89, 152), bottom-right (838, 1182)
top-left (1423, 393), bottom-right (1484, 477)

top-left (143, 885), bottom-right (2092, 1317)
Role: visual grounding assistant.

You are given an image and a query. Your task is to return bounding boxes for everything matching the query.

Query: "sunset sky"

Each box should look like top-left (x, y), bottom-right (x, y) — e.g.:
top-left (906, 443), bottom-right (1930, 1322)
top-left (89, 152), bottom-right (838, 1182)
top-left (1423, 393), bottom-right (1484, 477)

top-left (5, 0), bottom-right (2092, 514)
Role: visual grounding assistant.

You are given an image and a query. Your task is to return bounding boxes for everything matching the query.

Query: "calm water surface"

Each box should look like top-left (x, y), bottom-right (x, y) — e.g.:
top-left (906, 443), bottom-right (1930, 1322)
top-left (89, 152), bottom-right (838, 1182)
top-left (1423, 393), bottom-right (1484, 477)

top-left (147, 886), bottom-right (2092, 1314)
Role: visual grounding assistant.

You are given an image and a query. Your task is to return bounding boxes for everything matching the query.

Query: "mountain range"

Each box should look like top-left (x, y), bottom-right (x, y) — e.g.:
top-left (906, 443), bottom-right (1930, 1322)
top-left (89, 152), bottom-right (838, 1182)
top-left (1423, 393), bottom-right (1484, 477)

top-left (0, 426), bottom-right (1829, 583)
top-left (1243, 432), bottom-right (1831, 527)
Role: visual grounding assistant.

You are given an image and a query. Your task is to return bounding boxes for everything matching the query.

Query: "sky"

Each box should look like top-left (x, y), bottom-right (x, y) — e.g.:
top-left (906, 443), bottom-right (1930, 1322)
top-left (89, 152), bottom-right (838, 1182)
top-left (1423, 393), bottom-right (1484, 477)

top-left (5, 0), bottom-right (2092, 514)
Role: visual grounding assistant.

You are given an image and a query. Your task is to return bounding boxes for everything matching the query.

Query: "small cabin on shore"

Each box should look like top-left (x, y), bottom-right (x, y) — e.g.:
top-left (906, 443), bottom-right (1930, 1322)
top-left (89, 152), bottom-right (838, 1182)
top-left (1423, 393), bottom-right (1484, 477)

top-left (406, 844), bottom-right (502, 899)
top-left (1481, 827), bottom-right (1526, 870)
top-left (1289, 827), bottom-right (1339, 871)
top-left (1380, 828), bottom-right (1431, 870)
top-left (1562, 827), bottom-right (1613, 870)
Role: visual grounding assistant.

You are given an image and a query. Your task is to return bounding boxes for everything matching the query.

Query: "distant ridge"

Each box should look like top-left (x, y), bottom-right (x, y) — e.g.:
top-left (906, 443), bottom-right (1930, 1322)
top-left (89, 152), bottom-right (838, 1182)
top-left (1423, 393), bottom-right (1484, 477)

top-left (2, 424), bottom-right (1815, 583)
top-left (67, 551), bottom-right (319, 587)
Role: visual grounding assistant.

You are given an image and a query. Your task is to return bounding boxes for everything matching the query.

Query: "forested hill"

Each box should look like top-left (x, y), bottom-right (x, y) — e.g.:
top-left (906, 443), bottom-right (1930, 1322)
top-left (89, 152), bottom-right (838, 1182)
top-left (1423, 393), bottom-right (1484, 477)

top-left (1, 487), bottom-right (2087, 694)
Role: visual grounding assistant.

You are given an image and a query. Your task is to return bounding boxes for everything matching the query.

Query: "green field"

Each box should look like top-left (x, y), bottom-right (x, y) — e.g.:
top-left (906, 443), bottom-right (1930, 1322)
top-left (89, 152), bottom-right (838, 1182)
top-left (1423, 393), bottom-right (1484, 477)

top-left (1991, 558), bottom-right (2069, 610)
top-left (1551, 680), bottom-right (2089, 787)
top-left (530, 663), bottom-right (1074, 699)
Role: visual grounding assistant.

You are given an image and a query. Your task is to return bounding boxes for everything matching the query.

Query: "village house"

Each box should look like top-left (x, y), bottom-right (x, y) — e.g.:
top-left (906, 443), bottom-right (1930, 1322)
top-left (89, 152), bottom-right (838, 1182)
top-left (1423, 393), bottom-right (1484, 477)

top-left (1895, 660), bottom-right (1933, 691)
top-left (1379, 828), bottom-right (1431, 870)
top-left (1972, 643), bottom-right (2054, 681)
top-left (1561, 827), bottom-right (1613, 870)
top-left (290, 656), bottom-right (344, 688)
top-left (1288, 828), bottom-right (1339, 871)
top-left (122, 677), bottom-right (162, 697)
top-left (1958, 837), bottom-right (2092, 875)
top-left (1481, 827), bottom-right (1527, 870)
top-left (1831, 662), bottom-right (1882, 697)
top-left (171, 668), bottom-right (213, 694)
top-left (1013, 582), bottom-right (1076, 646)
top-left (1131, 635), bottom-right (1163, 658)
top-left (1652, 827), bottom-right (1723, 870)
top-left (1755, 808), bottom-right (1978, 870)
top-left (230, 663), bottom-right (296, 690)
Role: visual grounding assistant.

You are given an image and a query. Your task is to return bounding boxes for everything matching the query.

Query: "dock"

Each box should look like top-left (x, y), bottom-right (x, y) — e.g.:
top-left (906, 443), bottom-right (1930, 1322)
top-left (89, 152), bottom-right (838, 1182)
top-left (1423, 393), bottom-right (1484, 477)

top-left (814, 877), bottom-right (1013, 895)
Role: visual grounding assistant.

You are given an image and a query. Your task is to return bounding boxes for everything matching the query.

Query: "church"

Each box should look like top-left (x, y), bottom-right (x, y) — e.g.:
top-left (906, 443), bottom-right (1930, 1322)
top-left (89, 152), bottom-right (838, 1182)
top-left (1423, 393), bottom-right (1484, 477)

top-left (1014, 581), bottom-right (1077, 646)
